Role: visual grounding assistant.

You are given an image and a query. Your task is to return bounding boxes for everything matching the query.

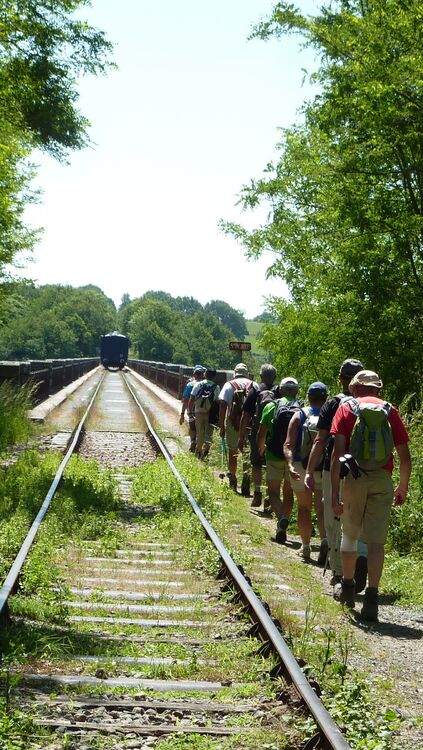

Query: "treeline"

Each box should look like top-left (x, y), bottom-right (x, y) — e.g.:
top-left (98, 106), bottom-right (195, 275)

top-left (0, 285), bottom-right (250, 368)
top-left (225, 0), bottom-right (423, 405)
top-left (118, 291), bottom-right (249, 369)
top-left (0, 284), bottom-right (117, 359)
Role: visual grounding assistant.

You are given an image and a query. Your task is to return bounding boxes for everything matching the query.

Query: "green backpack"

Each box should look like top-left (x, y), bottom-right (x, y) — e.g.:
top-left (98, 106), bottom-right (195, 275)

top-left (349, 399), bottom-right (394, 470)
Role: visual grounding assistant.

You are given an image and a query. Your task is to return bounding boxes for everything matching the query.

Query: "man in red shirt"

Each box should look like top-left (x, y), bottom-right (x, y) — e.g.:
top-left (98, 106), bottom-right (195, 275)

top-left (330, 370), bottom-right (411, 621)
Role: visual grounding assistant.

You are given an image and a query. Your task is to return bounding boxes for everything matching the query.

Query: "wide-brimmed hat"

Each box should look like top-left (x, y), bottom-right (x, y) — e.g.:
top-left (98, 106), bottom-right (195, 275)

top-left (234, 363), bottom-right (249, 377)
top-left (349, 370), bottom-right (383, 389)
top-left (339, 358), bottom-right (364, 379)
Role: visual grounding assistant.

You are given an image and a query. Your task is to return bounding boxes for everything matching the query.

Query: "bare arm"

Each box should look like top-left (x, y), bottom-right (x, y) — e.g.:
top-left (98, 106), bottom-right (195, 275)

top-left (179, 395), bottom-right (189, 425)
top-left (305, 428), bottom-right (329, 490)
top-left (284, 413), bottom-right (301, 479)
top-left (257, 423), bottom-right (268, 456)
top-left (330, 433), bottom-right (346, 516)
top-left (219, 401), bottom-right (227, 436)
top-left (393, 443), bottom-right (412, 505)
top-left (187, 394), bottom-right (195, 419)
top-left (238, 411), bottom-right (252, 451)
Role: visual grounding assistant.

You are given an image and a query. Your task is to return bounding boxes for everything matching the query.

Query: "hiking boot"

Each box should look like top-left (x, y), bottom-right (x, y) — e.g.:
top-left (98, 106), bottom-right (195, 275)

top-left (275, 517), bottom-right (288, 544)
top-left (317, 539), bottom-right (329, 567)
top-left (228, 474), bottom-right (237, 492)
top-left (332, 576), bottom-right (343, 601)
top-left (354, 555), bottom-right (368, 594)
top-left (202, 445), bottom-right (210, 460)
top-left (339, 579), bottom-right (355, 610)
top-left (251, 491), bottom-right (262, 508)
top-left (189, 442), bottom-right (196, 453)
top-left (361, 587), bottom-right (379, 622)
top-left (241, 473), bottom-right (251, 497)
top-left (298, 544), bottom-right (311, 561)
top-left (263, 498), bottom-right (272, 516)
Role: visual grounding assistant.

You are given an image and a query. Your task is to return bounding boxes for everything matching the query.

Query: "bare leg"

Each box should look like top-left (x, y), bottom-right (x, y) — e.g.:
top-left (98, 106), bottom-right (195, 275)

top-left (252, 465), bottom-right (262, 493)
top-left (228, 448), bottom-right (237, 478)
top-left (313, 489), bottom-right (325, 539)
top-left (281, 479), bottom-right (294, 519)
top-left (267, 479), bottom-right (282, 516)
top-left (296, 489), bottom-right (313, 545)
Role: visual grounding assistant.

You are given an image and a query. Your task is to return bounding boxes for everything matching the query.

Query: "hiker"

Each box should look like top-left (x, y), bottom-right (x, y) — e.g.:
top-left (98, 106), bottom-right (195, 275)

top-left (188, 368), bottom-right (220, 459)
top-left (257, 377), bottom-right (301, 543)
top-left (284, 382), bottom-right (328, 561)
top-left (238, 363), bottom-right (277, 511)
top-left (218, 363), bottom-right (252, 491)
top-left (330, 370), bottom-right (411, 621)
top-left (179, 365), bottom-right (205, 452)
top-left (305, 359), bottom-right (368, 591)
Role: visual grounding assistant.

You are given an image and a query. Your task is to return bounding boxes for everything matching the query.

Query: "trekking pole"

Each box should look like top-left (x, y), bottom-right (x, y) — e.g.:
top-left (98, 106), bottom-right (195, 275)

top-left (219, 436), bottom-right (228, 479)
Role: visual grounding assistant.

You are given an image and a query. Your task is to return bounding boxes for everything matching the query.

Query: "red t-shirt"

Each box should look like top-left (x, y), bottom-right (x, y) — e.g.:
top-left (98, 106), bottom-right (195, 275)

top-left (330, 396), bottom-right (409, 473)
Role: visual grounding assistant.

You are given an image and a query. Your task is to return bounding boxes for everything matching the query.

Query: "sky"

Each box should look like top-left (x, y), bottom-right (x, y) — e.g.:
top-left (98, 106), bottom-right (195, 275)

top-left (23, 0), bottom-right (319, 319)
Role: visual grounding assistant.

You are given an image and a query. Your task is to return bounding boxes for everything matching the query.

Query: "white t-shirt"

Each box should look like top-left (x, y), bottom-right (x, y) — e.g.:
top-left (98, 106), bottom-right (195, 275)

top-left (219, 377), bottom-right (251, 409)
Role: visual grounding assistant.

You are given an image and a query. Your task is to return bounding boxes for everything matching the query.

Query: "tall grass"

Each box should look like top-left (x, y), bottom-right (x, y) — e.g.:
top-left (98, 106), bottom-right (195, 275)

top-left (0, 381), bottom-right (33, 452)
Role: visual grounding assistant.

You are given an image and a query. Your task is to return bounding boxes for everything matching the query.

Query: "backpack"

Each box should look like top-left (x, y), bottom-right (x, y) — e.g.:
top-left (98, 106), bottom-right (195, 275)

top-left (266, 399), bottom-right (302, 459)
top-left (194, 381), bottom-right (216, 414)
top-left (299, 407), bottom-right (321, 468)
top-left (349, 399), bottom-right (394, 470)
top-left (229, 379), bottom-right (252, 430)
top-left (251, 385), bottom-right (276, 433)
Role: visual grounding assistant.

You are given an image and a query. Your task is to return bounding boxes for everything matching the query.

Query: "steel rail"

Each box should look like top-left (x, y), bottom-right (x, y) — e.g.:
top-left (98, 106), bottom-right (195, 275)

top-left (123, 372), bottom-right (352, 750)
top-left (0, 373), bottom-right (106, 620)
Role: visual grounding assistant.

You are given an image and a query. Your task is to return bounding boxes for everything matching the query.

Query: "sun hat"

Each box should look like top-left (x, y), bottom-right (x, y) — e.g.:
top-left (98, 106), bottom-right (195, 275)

top-left (307, 381), bottom-right (328, 396)
top-left (349, 370), bottom-right (383, 389)
top-left (339, 358), bottom-right (364, 379)
top-left (234, 363), bottom-right (249, 377)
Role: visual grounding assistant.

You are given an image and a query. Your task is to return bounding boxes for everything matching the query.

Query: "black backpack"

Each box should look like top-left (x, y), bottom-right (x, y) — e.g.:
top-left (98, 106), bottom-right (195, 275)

top-left (266, 399), bottom-right (302, 459)
top-left (251, 385), bottom-right (277, 433)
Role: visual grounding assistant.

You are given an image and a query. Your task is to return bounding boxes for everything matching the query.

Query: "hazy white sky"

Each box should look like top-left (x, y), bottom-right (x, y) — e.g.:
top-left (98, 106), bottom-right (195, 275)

top-left (23, 0), bottom-right (318, 318)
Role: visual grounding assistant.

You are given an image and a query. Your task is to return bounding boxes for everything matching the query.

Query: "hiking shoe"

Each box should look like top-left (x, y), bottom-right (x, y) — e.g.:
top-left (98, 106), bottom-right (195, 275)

top-left (317, 539), bottom-right (329, 567)
top-left (354, 555), bottom-right (368, 594)
top-left (361, 587), bottom-right (379, 622)
top-left (275, 517), bottom-right (288, 544)
top-left (262, 499), bottom-right (272, 516)
top-left (339, 579), bottom-right (355, 610)
top-left (298, 544), bottom-right (311, 561)
top-left (333, 578), bottom-right (343, 601)
top-left (251, 491), bottom-right (262, 508)
top-left (241, 473), bottom-right (251, 497)
top-left (228, 474), bottom-right (237, 492)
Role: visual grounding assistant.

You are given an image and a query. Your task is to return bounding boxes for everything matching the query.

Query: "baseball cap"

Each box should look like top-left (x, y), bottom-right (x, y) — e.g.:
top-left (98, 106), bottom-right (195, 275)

top-left (307, 381), bottom-right (328, 396)
top-left (193, 364), bottom-right (205, 374)
top-left (280, 376), bottom-right (299, 388)
top-left (234, 363), bottom-right (249, 377)
top-left (339, 358), bottom-right (364, 379)
top-left (349, 370), bottom-right (383, 389)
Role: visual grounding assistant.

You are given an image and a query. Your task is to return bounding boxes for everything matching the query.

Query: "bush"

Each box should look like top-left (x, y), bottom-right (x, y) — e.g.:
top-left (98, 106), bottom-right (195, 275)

top-left (0, 382), bottom-right (33, 452)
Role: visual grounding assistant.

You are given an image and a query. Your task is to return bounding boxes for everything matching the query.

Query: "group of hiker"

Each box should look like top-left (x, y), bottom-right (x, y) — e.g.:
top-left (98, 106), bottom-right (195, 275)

top-left (179, 359), bottom-right (411, 622)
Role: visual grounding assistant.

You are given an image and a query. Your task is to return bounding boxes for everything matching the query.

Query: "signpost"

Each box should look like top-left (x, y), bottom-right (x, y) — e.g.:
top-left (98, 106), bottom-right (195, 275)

top-left (229, 341), bottom-right (251, 352)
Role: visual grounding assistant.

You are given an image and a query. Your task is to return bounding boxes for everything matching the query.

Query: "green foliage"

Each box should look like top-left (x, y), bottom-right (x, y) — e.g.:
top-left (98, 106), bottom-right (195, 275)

top-left (0, 381), bottom-right (33, 451)
top-left (0, 1), bottom-right (113, 312)
top-left (121, 291), bottom-right (249, 369)
top-left (0, 282), bottom-right (117, 358)
top-left (225, 0), bottom-right (423, 403)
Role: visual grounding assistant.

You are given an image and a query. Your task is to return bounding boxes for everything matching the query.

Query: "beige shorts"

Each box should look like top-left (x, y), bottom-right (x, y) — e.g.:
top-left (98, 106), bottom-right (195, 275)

top-left (266, 458), bottom-right (291, 483)
top-left (341, 469), bottom-right (393, 545)
top-left (225, 420), bottom-right (240, 451)
top-left (289, 461), bottom-right (322, 492)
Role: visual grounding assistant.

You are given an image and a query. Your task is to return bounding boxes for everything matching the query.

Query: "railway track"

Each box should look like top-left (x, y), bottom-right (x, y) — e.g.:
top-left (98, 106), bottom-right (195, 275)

top-left (0, 369), bottom-right (352, 750)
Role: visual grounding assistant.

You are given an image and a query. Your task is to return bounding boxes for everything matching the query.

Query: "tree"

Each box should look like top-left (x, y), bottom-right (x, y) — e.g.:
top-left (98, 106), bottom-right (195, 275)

top-left (225, 0), bottom-right (423, 401)
top-left (204, 300), bottom-right (248, 339)
top-left (0, 1), bottom-right (113, 310)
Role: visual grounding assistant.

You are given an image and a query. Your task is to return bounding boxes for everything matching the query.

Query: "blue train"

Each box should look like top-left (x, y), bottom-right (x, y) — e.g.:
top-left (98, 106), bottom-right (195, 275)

top-left (100, 332), bottom-right (129, 370)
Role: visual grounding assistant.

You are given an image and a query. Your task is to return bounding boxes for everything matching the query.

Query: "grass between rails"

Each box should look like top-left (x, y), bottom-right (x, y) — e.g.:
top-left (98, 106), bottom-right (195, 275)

top-left (0, 448), bottom-right (410, 749)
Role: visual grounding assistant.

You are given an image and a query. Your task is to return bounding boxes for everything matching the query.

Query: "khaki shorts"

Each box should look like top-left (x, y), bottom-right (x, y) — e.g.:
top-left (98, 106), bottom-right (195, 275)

top-left (225, 420), bottom-right (239, 451)
top-left (341, 469), bottom-right (393, 545)
top-left (289, 461), bottom-right (322, 492)
top-left (266, 458), bottom-right (290, 483)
